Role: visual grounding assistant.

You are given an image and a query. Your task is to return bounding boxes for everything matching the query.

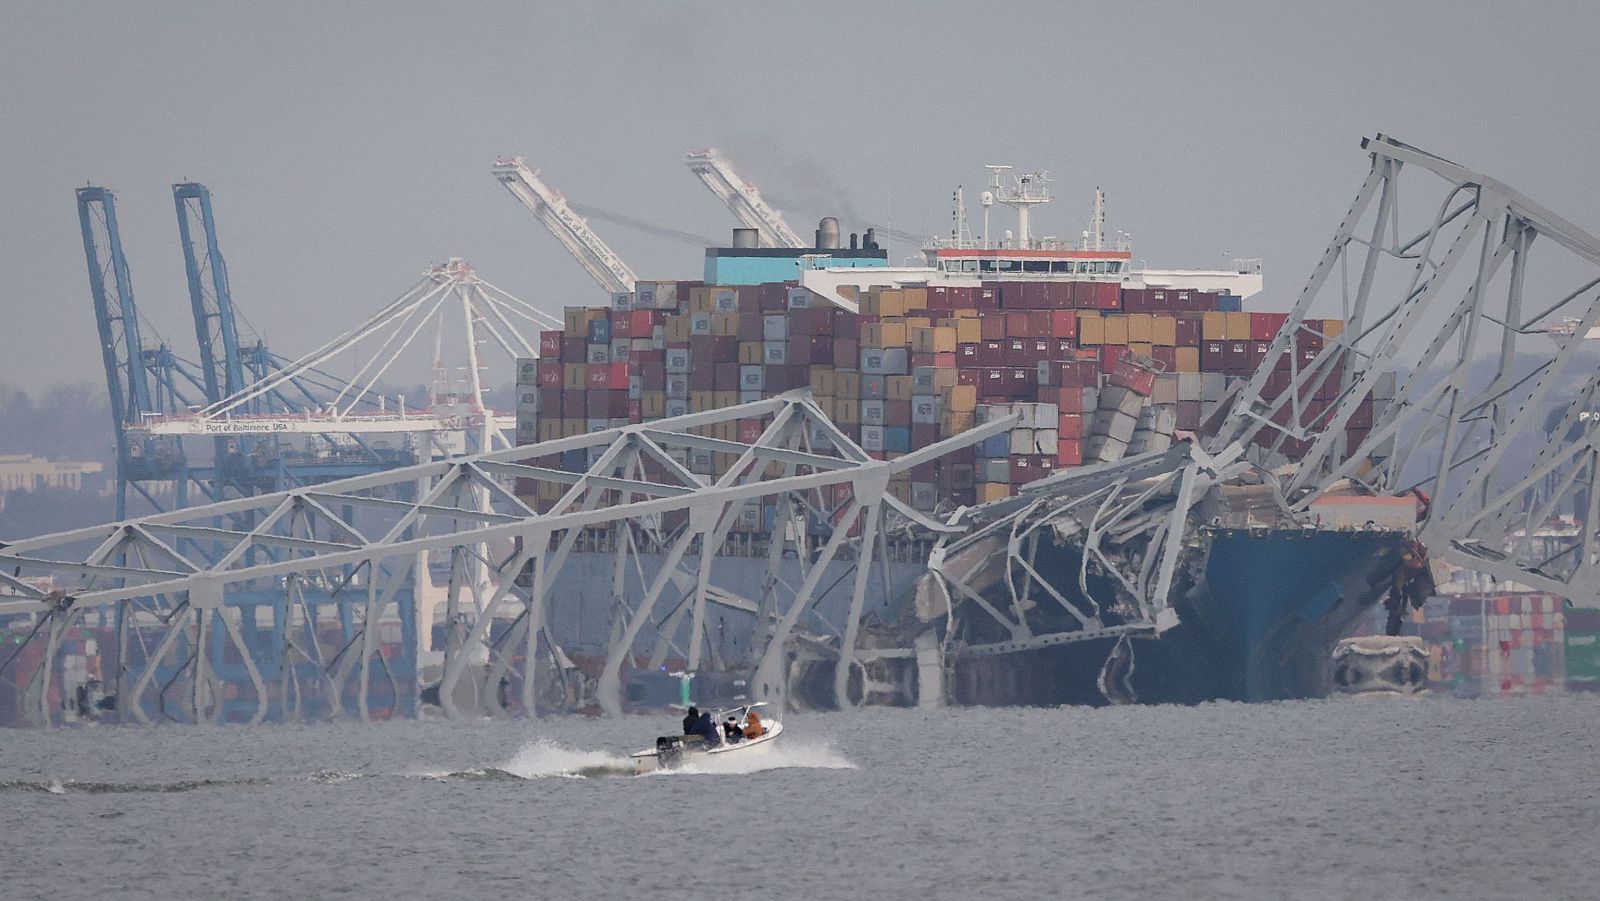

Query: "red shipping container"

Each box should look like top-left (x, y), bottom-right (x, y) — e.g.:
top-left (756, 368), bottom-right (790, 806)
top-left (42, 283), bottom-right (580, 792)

top-left (565, 391), bottom-right (587, 418)
top-left (1100, 345), bottom-right (1131, 372)
top-left (1226, 341), bottom-right (1252, 373)
top-left (1251, 341), bottom-right (1272, 369)
top-left (714, 361), bottom-right (740, 390)
top-left (609, 310), bottom-right (632, 338)
top-left (1029, 338), bottom-right (1052, 364)
top-left (1057, 439), bottom-right (1083, 467)
top-left (1094, 282), bottom-right (1122, 310)
top-left (1027, 311), bottom-right (1051, 337)
top-left (738, 419), bottom-right (764, 443)
top-left (833, 338), bottom-right (859, 367)
top-left (1005, 311), bottom-right (1030, 337)
top-left (538, 387), bottom-right (563, 413)
top-left (689, 363), bottom-right (715, 391)
top-left (608, 362), bottom-right (633, 390)
top-left (981, 314), bottom-right (1007, 341)
top-left (561, 336), bottom-right (586, 363)
top-left (537, 362), bottom-right (563, 388)
top-left (934, 351), bottom-right (957, 368)
top-left (1296, 321), bottom-right (1325, 351)
top-left (586, 366), bottom-right (610, 389)
top-left (956, 343), bottom-right (979, 366)
top-left (606, 390), bottom-right (630, 418)
top-left (976, 285), bottom-right (1000, 310)
top-left (1201, 340), bottom-right (1227, 370)
top-left (1121, 288), bottom-right (1147, 312)
top-left (979, 340), bottom-right (1006, 366)
top-left (1146, 288), bottom-right (1170, 310)
top-left (539, 330), bottom-right (564, 357)
top-left (1176, 401), bottom-right (1201, 430)
top-left (1192, 291), bottom-right (1219, 311)
top-left (1051, 339), bottom-right (1075, 361)
top-left (948, 286), bottom-right (978, 309)
top-left (1050, 310), bottom-right (1077, 339)
top-left (628, 399), bottom-right (643, 423)
top-left (1047, 281), bottom-right (1074, 308)
top-left (1058, 413), bottom-right (1084, 438)
top-left (738, 314), bottom-right (763, 341)
top-left (957, 369), bottom-right (980, 387)
top-left (1109, 360), bottom-right (1156, 395)
top-left (641, 366), bottom-right (665, 391)
top-left (1251, 312), bottom-right (1289, 341)
top-left (760, 283), bottom-right (788, 312)
top-left (1175, 314), bottom-right (1203, 347)
top-left (1151, 346), bottom-right (1176, 370)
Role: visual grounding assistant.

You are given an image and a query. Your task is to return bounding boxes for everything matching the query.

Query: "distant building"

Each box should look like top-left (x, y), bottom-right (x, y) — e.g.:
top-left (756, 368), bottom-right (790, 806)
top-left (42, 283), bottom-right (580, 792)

top-left (0, 454), bottom-right (105, 493)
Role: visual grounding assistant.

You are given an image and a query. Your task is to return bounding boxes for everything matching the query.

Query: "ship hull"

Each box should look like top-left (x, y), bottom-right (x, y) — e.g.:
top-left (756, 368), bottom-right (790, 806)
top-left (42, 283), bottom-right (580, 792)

top-left (948, 528), bottom-right (1408, 706)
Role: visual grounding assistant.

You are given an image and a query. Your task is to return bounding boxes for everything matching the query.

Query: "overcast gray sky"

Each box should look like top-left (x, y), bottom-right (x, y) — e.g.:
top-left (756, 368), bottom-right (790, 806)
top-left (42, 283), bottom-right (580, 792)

top-left (3, 1), bottom-right (1598, 393)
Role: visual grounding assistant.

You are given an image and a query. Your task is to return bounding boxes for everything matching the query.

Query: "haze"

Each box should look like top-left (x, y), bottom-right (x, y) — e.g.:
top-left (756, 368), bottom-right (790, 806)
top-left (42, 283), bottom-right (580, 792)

top-left (3, 1), bottom-right (1598, 392)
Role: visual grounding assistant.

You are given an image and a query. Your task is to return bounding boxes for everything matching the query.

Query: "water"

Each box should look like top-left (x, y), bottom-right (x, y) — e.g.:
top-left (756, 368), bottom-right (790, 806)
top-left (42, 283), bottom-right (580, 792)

top-left (2, 696), bottom-right (1596, 900)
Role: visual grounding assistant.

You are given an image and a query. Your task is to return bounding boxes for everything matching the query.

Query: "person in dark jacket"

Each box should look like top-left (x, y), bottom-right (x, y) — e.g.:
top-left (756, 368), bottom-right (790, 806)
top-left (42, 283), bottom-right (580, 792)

top-left (691, 710), bottom-right (720, 745)
top-left (682, 706), bottom-right (700, 736)
top-left (723, 717), bottom-right (743, 743)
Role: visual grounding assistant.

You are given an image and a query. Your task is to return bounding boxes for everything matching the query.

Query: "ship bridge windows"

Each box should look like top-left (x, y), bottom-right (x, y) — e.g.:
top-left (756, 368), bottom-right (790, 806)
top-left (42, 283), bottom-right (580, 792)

top-left (1051, 260), bottom-right (1073, 273)
top-left (1023, 260), bottom-right (1050, 273)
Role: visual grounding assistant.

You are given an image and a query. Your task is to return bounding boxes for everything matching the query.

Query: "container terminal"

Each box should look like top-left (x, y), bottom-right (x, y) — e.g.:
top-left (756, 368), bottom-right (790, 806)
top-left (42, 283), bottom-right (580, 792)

top-left (2, 135), bottom-right (1599, 725)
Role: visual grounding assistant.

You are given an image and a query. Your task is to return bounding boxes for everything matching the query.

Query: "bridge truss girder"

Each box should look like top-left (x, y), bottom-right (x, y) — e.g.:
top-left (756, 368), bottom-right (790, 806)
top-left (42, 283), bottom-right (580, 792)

top-left (0, 392), bottom-right (1011, 725)
top-left (1210, 134), bottom-right (1600, 605)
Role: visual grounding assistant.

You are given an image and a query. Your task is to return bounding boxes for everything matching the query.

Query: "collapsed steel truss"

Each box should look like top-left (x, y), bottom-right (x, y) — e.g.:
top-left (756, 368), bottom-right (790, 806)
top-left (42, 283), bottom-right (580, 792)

top-left (0, 392), bottom-right (1010, 725)
top-left (928, 134), bottom-right (1600, 671)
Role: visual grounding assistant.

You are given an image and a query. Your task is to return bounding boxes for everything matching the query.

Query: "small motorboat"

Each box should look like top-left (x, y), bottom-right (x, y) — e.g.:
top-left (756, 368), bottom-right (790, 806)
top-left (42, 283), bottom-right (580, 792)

top-left (631, 703), bottom-right (783, 774)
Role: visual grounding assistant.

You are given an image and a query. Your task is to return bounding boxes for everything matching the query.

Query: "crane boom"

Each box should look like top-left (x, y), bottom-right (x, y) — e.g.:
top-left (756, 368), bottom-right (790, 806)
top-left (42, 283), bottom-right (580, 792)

top-left (173, 182), bottom-right (246, 404)
top-left (492, 157), bottom-right (637, 294)
top-left (685, 148), bottom-right (807, 249)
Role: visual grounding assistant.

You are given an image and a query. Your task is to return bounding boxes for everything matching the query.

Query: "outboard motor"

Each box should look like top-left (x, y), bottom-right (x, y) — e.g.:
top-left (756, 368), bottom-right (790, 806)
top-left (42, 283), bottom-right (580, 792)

top-left (655, 735), bottom-right (685, 769)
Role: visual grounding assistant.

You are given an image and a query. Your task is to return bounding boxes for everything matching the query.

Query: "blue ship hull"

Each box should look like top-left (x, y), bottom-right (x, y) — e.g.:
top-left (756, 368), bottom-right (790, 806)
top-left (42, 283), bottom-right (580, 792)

top-left (948, 528), bottom-right (1409, 706)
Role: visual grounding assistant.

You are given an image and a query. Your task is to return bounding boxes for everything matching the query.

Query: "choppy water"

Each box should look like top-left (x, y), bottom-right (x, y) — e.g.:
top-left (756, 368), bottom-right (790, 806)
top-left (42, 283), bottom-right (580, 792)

top-left (2, 696), bottom-right (1596, 900)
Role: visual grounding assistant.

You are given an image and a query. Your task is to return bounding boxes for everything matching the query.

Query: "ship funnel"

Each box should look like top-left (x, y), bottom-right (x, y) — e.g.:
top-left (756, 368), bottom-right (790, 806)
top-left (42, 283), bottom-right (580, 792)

top-left (816, 217), bottom-right (840, 250)
top-left (732, 227), bottom-right (759, 249)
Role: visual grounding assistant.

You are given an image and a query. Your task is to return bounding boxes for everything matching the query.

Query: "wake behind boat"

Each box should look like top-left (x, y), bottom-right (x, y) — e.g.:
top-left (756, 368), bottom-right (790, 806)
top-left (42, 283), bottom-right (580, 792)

top-left (632, 703), bottom-right (783, 774)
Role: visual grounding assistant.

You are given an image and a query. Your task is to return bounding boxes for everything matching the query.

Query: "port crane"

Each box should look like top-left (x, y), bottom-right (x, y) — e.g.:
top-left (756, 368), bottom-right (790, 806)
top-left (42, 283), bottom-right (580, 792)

top-left (493, 157), bottom-right (638, 295)
top-left (77, 186), bottom-right (217, 516)
top-left (685, 148), bottom-right (808, 249)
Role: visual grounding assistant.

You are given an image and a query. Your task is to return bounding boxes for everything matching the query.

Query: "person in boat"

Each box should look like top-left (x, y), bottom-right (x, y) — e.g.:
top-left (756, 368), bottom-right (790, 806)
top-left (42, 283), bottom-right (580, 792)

top-left (743, 709), bottom-right (765, 739)
top-left (723, 717), bottom-right (743, 743)
top-left (682, 706), bottom-right (700, 736)
top-left (691, 709), bottom-right (721, 745)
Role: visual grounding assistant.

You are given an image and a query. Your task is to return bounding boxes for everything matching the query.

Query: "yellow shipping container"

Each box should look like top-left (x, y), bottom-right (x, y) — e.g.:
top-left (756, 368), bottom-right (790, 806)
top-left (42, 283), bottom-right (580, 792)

top-left (1175, 347), bottom-right (1200, 372)
top-left (561, 419), bottom-right (584, 438)
top-left (1152, 315), bottom-right (1178, 347)
top-left (905, 316), bottom-right (932, 331)
top-left (1128, 342), bottom-right (1155, 358)
top-left (955, 318), bottom-right (982, 344)
top-left (1323, 319), bottom-right (1346, 339)
top-left (946, 409), bottom-right (976, 434)
top-left (739, 342), bottom-right (763, 364)
top-left (642, 392), bottom-right (665, 418)
top-left (887, 376), bottom-right (914, 401)
top-left (834, 399), bottom-right (861, 424)
top-left (564, 306), bottom-right (588, 334)
top-left (665, 315), bottom-right (691, 343)
top-left (713, 312), bottom-right (740, 336)
top-left (538, 420), bottom-right (561, 442)
top-left (880, 320), bottom-right (908, 347)
top-left (563, 364), bottom-right (587, 391)
top-left (836, 371), bottom-right (862, 398)
top-left (979, 483), bottom-right (1012, 503)
top-left (944, 384), bottom-right (978, 411)
top-left (1225, 311), bottom-right (1252, 341)
top-left (812, 396), bottom-right (835, 419)
top-left (1202, 311), bottom-right (1229, 340)
top-left (902, 287), bottom-right (928, 312)
top-left (714, 390), bottom-right (738, 409)
top-left (860, 323), bottom-right (884, 348)
top-left (1103, 315), bottom-right (1129, 346)
top-left (1078, 313), bottom-right (1104, 345)
top-left (810, 367), bottom-right (836, 396)
top-left (691, 391), bottom-right (715, 413)
top-left (1127, 314), bottom-right (1153, 344)
top-left (688, 286), bottom-right (713, 313)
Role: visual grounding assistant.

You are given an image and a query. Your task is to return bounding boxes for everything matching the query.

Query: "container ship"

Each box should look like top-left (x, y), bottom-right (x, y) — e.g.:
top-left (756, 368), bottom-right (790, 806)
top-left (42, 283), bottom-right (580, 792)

top-left (510, 169), bottom-right (1414, 707)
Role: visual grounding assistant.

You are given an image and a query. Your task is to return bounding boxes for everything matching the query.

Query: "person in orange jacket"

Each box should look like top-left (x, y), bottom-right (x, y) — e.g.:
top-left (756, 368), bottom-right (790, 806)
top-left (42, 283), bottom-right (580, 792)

top-left (743, 709), bottom-right (765, 738)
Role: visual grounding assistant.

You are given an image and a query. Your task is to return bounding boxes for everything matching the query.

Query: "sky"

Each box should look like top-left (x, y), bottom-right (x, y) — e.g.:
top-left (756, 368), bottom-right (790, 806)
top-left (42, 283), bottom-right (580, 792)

top-left (2, 0), bottom-right (1599, 393)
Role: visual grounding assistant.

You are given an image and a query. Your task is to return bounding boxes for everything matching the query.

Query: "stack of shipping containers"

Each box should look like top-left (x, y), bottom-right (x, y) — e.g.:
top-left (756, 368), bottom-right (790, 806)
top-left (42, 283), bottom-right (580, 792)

top-left (514, 275), bottom-right (1381, 525)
